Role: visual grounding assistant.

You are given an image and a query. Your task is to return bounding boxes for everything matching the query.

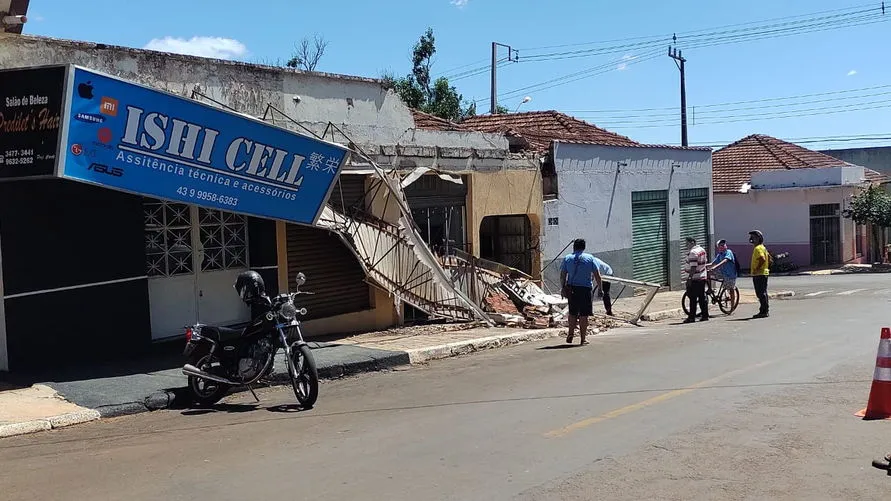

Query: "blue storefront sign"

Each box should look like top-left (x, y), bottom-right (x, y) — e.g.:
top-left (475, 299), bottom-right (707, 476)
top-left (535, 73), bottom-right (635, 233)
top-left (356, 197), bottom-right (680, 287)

top-left (59, 66), bottom-right (348, 225)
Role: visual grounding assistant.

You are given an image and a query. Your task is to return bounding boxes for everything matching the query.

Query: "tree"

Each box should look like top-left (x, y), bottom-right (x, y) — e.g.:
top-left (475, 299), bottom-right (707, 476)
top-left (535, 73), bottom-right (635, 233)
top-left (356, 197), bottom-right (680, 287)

top-left (287, 34), bottom-right (328, 71)
top-left (385, 28), bottom-right (476, 122)
top-left (843, 184), bottom-right (891, 260)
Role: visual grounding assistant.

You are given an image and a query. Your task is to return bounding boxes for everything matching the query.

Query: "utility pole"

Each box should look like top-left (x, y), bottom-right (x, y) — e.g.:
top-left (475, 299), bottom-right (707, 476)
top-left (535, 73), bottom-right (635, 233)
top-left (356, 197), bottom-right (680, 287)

top-left (490, 42), bottom-right (518, 114)
top-left (668, 44), bottom-right (688, 147)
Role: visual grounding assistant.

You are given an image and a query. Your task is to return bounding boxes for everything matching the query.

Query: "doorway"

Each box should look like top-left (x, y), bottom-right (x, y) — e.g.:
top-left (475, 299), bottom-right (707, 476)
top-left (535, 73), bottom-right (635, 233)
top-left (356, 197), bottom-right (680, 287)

top-left (809, 203), bottom-right (841, 266)
top-left (144, 199), bottom-right (251, 340)
top-left (479, 215), bottom-right (533, 275)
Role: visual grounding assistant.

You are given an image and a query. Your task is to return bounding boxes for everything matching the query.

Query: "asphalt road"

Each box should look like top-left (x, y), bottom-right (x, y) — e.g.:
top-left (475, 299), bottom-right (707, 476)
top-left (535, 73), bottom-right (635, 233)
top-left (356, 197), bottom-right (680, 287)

top-left (1, 274), bottom-right (890, 500)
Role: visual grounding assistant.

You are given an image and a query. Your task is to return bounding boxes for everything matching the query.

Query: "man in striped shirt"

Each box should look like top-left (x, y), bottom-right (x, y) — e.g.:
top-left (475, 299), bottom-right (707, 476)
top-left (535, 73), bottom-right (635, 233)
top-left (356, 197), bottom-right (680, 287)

top-left (683, 236), bottom-right (709, 323)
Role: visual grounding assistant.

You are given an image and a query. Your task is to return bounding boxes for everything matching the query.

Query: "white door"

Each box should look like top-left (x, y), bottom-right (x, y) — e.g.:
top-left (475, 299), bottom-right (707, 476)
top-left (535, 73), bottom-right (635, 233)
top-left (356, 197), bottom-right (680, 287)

top-left (194, 207), bottom-right (251, 328)
top-left (145, 200), bottom-right (251, 341)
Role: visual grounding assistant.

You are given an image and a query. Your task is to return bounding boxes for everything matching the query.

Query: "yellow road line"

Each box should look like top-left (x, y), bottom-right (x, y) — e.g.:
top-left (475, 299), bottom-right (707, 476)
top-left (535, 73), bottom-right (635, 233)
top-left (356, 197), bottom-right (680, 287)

top-left (544, 338), bottom-right (837, 438)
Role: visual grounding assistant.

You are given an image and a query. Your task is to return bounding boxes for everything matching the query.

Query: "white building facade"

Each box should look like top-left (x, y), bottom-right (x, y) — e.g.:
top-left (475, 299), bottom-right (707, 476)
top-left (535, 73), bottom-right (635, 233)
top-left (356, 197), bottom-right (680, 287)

top-left (542, 141), bottom-right (714, 293)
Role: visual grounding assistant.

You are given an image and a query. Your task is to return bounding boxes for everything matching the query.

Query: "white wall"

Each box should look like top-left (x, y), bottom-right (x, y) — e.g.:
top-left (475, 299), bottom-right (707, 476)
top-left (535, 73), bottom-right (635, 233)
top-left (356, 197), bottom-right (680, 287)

top-left (543, 142), bottom-right (712, 290)
top-left (751, 166), bottom-right (863, 189)
top-left (713, 186), bottom-right (859, 267)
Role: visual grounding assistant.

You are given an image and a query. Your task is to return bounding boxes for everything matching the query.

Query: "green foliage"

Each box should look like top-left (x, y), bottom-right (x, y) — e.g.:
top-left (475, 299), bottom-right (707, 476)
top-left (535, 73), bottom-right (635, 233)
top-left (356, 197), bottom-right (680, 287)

top-left (844, 185), bottom-right (891, 227)
top-left (385, 28), bottom-right (478, 122)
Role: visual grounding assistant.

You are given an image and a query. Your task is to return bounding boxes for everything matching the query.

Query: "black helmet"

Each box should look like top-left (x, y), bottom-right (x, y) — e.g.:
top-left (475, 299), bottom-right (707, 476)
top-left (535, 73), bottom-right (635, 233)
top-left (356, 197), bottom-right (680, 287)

top-left (234, 270), bottom-right (265, 303)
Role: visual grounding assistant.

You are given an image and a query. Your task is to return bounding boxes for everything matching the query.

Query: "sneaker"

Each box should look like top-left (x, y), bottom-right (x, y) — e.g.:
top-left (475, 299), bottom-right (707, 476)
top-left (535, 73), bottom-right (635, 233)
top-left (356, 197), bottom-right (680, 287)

top-left (683, 317), bottom-right (696, 324)
top-left (753, 312), bottom-right (769, 319)
top-left (872, 455), bottom-right (891, 470)
top-left (700, 316), bottom-right (710, 321)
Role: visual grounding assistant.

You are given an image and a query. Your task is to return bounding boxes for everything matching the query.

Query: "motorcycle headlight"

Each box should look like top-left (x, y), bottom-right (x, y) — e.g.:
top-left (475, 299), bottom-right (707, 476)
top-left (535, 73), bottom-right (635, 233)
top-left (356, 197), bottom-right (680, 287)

top-left (280, 301), bottom-right (298, 320)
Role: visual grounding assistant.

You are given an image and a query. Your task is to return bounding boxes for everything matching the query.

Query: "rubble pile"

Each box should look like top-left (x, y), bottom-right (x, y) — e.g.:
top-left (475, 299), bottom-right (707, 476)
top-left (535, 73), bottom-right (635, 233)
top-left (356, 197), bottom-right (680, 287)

top-left (482, 277), bottom-right (572, 329)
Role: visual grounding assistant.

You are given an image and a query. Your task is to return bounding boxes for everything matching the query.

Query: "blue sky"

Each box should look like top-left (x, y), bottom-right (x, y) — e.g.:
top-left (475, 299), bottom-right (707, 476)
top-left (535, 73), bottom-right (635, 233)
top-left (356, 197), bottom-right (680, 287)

top-left (24, 0), bottom-right (891, 150)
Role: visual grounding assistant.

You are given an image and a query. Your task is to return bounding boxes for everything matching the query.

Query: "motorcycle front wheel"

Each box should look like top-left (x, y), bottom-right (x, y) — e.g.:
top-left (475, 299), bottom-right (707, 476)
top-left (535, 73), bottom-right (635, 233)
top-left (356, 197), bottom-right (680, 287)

top-left (188, 354), bottom-right (230, 406)
top-left (288, 343), bottom-right (319, 409)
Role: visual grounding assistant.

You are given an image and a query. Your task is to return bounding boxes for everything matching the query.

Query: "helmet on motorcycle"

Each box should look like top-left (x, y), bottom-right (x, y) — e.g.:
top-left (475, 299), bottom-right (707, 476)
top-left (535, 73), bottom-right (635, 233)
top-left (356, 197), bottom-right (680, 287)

top-left (234, 270), bottom-right (265, 303)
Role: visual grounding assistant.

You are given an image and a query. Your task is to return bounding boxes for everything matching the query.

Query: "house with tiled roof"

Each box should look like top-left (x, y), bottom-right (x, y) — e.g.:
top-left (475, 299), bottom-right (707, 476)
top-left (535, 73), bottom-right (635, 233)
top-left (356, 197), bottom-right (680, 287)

top-left (460, 111), bottom-right (713, 292)
top-left (712, 134), bottom-right (890, 268)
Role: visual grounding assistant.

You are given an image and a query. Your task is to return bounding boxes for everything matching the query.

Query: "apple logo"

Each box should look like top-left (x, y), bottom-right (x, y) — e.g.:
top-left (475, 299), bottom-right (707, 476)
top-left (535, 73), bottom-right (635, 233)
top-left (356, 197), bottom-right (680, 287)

top-left (77, 81), bottom-right (94, 99)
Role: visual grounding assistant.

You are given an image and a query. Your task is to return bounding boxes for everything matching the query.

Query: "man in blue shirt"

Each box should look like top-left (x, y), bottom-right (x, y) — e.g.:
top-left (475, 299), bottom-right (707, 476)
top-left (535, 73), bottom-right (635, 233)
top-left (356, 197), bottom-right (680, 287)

top-left (707, 239), bottom-right (738, 308)
top-left (560, 238), bottom-right (603, 345)
top-left (592, 256), bottom-right (614, 317)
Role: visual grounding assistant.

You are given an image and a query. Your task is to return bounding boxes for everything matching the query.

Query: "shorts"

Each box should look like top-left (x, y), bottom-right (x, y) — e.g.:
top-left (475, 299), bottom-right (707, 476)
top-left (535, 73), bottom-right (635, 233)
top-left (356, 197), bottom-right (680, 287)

top-left (722, 276), bottom-right (737, 288)
top-left (568, 286), bottom-right (593, 317)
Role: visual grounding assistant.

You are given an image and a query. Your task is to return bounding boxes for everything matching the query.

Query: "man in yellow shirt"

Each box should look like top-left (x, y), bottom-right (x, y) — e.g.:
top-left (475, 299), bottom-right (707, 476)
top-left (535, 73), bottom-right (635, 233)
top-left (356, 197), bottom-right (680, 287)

top-left (749, 230), bottom-right (771, 318)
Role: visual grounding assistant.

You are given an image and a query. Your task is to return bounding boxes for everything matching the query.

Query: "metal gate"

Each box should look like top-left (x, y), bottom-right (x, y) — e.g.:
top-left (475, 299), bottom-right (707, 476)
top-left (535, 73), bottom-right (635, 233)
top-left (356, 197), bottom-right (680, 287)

top-left (632, 190), bottom-right (670, 285)
top-left (810, 204), bottom-right (841, 265)
top-left (285, 224), bottom-right (370, 319)
top-left (679, 188), bottom-right (710, 279)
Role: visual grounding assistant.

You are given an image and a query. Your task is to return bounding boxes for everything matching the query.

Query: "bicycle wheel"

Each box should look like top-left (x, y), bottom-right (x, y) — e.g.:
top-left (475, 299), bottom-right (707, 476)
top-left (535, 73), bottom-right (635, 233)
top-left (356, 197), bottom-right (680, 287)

top-left (718, 286), bottom-right (739, 315)
top-left (681, 291), bottom-right (691, 316)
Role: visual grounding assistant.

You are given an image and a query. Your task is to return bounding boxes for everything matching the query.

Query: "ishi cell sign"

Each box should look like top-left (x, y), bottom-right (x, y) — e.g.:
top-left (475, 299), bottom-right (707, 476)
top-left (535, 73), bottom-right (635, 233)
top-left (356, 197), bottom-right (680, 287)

top-left (58, 66), bottom-right (349, 226)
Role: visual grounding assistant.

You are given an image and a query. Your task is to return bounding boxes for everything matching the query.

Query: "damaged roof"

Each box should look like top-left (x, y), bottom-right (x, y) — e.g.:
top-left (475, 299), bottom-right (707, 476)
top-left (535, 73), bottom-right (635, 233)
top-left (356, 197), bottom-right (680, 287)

top-left (460, 110), bottom-right (641, 151)
top-left (713, 134), bottom-right (889, 193)
top-left (411, 109), bottom-right (468, 132)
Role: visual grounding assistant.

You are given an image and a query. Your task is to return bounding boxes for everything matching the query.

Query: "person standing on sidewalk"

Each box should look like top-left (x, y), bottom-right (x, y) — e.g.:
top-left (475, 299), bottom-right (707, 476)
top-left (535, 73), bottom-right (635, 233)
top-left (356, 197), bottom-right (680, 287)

top-left (749, 230), bottom-right (771, 318)
top-left (592, 256), bottom-right (614, 316)
top-left (683, 236), bottom-right (709, 323)
top-left (560, 238), bottom-right (603, 345)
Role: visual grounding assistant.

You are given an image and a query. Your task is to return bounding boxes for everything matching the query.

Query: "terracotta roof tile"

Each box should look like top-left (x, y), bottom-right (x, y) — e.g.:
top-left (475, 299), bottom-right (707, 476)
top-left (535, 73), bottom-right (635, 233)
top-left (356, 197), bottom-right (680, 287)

top-left (460, 110), bottom-right (641, 151)
top-left (411, 109), bottom-right (467, 132)
top-left (713, 134), bottom-right (890, 193)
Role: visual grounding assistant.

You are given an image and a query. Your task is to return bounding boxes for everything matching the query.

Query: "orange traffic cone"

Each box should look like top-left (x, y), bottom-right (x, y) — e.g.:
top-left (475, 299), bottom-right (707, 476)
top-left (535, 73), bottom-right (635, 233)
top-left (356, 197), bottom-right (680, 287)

top-left (857, 327), bottom-right (891, 420)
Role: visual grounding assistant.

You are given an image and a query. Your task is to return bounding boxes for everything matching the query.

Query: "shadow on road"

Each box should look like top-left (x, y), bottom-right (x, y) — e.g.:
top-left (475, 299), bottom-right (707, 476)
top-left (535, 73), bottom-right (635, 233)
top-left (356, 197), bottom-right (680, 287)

top-left (180, 403), bottom-right (260, 416)
top-left (537, 344), bottom-right (578, 350)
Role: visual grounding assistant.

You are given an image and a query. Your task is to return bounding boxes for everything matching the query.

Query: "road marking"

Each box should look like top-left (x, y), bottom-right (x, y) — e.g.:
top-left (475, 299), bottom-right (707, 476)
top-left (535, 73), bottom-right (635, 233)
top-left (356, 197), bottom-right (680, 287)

top-left (543, 339), bottom-right (837, 438)
top-left (805, 291), bottom-right (831, 297)
top-left (837, 289), bottom-right (867, 296)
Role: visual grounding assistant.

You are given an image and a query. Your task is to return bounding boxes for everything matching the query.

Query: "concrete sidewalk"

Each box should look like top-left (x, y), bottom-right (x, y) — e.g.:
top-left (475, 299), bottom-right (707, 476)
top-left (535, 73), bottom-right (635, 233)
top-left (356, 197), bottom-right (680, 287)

top-left (604, 286), bottom-right (794, 322)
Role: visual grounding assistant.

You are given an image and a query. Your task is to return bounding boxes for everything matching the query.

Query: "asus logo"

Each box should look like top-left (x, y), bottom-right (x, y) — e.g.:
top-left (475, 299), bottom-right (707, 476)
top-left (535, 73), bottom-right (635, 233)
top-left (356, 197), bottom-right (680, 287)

top-left (88, 163), bottom-right (123, 177)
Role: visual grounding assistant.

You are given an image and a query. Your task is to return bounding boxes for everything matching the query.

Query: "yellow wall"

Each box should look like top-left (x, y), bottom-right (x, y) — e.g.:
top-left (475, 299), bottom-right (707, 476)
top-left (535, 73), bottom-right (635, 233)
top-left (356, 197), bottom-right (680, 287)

top-left (466, 168), bottom-right (544, 279)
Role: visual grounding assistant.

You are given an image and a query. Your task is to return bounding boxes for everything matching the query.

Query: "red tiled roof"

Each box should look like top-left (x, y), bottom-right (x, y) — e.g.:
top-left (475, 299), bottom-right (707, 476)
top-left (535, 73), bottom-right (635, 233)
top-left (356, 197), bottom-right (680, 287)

top-left (713, 134), bottom-right (890, 193)
top-left (460, 110), bottom-right (641, 151)
top-left (411, 109), bottom-right (467, 132)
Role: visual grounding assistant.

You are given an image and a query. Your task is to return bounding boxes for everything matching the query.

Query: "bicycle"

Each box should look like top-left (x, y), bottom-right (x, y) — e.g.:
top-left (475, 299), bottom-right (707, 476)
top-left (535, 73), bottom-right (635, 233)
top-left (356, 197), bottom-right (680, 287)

top-left (681, 274), bottom-right (740, 316)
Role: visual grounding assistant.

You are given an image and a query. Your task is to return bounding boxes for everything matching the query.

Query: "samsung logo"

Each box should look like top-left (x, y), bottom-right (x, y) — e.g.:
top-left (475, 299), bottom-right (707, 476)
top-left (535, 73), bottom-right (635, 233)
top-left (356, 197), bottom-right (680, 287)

top-left (75, 113), bottom-right (106, 124)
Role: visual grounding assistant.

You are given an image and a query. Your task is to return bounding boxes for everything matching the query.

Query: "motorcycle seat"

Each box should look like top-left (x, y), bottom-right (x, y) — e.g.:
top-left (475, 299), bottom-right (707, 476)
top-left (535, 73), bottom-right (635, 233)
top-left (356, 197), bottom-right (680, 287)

top-left (201, 325), bottom-right (244, 342)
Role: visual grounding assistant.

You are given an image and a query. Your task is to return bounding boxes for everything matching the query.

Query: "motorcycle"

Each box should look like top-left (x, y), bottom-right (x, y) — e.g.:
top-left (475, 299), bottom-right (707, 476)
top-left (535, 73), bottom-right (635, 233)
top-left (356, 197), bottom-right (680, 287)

top-left (181, 271), bottom-right (319, 408)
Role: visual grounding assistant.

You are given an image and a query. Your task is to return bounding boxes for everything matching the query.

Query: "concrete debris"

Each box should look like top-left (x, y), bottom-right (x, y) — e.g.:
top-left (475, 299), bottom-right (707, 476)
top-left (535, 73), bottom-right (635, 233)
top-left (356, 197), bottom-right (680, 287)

top-left (482, 276), bottom-right (572, 329)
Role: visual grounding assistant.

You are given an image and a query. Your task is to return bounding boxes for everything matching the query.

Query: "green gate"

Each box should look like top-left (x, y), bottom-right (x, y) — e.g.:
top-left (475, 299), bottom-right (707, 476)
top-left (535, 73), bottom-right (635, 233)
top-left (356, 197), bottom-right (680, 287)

top-left (679, 188), bottom-right (710, 253)
top-left (632, 190), bottom-right (669, 285)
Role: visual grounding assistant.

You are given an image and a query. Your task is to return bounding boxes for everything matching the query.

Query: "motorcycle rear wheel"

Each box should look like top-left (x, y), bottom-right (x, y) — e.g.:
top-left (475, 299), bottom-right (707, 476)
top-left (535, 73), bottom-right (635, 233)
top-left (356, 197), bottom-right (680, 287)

top-left (288, 343), bottom-right (319, 409)
top-left (188, 354), bottom-right (230, 406)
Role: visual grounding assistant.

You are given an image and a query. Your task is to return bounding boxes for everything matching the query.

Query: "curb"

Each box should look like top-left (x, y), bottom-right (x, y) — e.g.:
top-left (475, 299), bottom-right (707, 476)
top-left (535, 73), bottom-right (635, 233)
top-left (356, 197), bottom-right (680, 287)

top-left (641, 290), bottom-right (795, 321)
top-left (0, 409), bottom-right (100, 439)
top-left (405, 328), bottom-right (565, 364)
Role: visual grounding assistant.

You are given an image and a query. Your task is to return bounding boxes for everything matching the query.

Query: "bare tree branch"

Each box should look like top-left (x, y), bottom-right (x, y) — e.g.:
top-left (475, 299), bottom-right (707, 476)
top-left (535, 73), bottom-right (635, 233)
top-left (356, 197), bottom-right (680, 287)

top-left (287, 34), bottom-right (328, 71)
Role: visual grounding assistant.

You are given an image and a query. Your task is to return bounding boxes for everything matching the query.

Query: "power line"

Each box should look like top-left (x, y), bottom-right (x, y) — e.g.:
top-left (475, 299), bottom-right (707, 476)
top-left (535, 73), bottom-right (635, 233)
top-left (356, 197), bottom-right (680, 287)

top-left (475, 11), bottom-right (886, 105)
top-left (603, 101), bottom-right (891, 129)
top-left (518, 3), bottom-right (877, 52)
top-left (691, 134), bottom-right (891, 148)
top-left (566, 84), bottom-right (891, 115)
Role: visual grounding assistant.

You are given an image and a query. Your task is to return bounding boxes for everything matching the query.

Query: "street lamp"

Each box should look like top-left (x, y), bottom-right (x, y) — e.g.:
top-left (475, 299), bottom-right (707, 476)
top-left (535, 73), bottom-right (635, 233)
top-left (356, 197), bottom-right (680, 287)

top-left (515, 96), bottom-right (531, 113)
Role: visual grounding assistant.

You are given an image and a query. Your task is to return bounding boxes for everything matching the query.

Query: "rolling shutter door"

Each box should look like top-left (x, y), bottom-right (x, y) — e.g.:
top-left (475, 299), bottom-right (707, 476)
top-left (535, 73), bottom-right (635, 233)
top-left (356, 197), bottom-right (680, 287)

top-left (329, 174), bottom-right (367, 215)
top-left (286, 224), bottom-right (370, 319)
top-left (679, 188), bottom-right (709, 253)
top-left (632, 191), bottom-right (669, 286)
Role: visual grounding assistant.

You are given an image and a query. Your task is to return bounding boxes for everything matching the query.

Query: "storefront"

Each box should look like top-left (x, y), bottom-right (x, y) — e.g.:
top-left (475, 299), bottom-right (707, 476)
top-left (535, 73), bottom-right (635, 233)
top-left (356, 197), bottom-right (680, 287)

top-left (0, 64), bottom-right (347, 372)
